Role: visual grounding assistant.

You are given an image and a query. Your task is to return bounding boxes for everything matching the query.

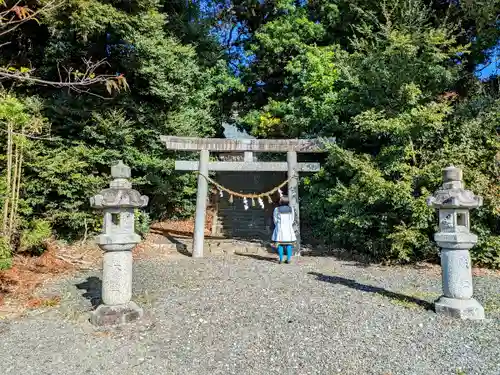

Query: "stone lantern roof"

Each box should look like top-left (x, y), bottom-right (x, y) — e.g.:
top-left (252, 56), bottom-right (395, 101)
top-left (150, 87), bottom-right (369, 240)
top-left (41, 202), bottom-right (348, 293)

top-left (427, 166), bottom-right (483, 209)
top-left (90, 161), bottom-right (149, 209)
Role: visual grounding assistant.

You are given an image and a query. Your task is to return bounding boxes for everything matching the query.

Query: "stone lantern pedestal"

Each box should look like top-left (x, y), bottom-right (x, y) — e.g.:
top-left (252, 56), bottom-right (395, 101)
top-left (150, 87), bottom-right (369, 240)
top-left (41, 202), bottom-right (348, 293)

top-left (90, 161), bottom-right (148, 326)
top-left (427, 166), bottom-right (484, 320)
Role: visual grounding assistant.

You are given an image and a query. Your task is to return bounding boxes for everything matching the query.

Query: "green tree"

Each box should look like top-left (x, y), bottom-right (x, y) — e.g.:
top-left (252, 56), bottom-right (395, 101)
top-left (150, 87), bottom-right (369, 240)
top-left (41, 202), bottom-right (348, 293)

top-left (222, 0), bottom-right (500, 266)
top-left (0, 0), bottom-right (238, 249)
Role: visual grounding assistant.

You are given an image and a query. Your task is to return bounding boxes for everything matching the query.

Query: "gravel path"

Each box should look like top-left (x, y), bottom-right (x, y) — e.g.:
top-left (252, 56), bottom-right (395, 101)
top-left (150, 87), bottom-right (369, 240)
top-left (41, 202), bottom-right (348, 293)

top-left (1, 252), bottom-right (499, 375)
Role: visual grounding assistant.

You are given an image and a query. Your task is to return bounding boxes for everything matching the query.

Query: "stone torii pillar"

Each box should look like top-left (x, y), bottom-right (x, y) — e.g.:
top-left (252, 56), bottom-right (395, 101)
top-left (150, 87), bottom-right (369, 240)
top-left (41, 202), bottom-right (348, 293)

top-left (287, 150), bottom-right (300, 253)
top-left (160, 136), bottom-right (334, 258)
top-left (193, 149), bottom-right (209, 258)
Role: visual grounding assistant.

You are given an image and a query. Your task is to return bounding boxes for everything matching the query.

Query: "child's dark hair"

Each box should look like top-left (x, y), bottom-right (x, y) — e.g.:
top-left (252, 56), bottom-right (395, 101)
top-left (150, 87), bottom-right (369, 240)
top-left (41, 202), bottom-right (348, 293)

top-left (279, 195), bottom-right (289, 205)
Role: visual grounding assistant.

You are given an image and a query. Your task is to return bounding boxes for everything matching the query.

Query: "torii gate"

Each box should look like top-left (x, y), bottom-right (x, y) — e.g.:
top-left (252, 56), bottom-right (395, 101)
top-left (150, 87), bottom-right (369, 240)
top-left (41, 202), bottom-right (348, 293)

top-left (161, 136), bottom-right (334, 258)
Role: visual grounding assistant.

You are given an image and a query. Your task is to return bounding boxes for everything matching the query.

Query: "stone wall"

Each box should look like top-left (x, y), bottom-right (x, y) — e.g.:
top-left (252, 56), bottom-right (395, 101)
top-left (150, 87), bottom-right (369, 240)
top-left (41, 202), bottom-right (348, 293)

top-left (212, 169), bottom-right (286, 241)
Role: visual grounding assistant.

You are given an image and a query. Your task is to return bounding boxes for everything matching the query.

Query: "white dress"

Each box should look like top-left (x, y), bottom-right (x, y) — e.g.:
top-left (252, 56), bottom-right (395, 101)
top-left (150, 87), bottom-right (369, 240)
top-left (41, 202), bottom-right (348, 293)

top-left (272, 206), bottom-right (296, 243)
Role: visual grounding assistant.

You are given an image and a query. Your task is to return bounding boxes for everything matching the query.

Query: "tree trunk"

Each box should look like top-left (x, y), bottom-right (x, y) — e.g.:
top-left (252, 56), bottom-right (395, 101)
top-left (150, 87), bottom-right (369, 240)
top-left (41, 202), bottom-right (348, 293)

top-left (2, 122), bottom-right (13, 238)
top-left (12, 141), bottom-right (23, 233)
top-left (8, 139), bottom-right (20, 237)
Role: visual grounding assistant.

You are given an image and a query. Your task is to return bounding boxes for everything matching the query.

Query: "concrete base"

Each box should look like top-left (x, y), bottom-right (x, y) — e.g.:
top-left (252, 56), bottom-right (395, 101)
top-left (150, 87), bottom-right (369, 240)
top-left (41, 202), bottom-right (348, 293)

top-left (434, 296), bottom-right (485, 320)
top-left (90, 301), bottom-right (143, 326)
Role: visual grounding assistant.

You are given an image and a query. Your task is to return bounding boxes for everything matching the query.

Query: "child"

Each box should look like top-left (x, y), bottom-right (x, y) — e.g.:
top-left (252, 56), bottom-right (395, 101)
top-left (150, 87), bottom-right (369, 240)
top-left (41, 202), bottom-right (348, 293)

top-left (271, 196), bottom-right (296, 263)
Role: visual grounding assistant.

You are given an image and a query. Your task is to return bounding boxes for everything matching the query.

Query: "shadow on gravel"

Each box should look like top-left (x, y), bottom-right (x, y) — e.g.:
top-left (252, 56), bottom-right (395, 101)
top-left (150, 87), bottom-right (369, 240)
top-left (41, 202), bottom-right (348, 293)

top-left (309, 272), bottom-right (434, 311)
top-left (235, 252), bottom-right (277, 263)
top-left (75, 276), bottom-right (102, 309)
top-left (164, 234), bottom-right (192, 257)
top-left (301, 248), bottom-right (372, 268)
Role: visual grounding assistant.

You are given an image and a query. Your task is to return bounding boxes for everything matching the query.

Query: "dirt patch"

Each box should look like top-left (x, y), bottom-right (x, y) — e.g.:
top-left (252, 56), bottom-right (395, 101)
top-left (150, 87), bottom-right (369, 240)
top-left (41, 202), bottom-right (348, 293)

top-left (150, 209), bottom-right (215, 237)
top-left (0, 218), bottom-right (203, 318)
top-left (472, 267), bottom-right (500, 277)
top-left (0, 240), bottom-right (101, 318)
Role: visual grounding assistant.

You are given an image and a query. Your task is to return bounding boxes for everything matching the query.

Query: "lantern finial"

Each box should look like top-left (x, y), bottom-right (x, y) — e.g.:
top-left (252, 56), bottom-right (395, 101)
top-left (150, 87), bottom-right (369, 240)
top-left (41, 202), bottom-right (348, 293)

top-left (111, 160), bottom-right (131, 179)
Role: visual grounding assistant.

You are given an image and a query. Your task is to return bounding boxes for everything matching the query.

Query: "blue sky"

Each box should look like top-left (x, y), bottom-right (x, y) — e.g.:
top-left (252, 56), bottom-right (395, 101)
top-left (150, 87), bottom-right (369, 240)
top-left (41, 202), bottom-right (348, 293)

top-left (476, 45), bottom-right (500, 80)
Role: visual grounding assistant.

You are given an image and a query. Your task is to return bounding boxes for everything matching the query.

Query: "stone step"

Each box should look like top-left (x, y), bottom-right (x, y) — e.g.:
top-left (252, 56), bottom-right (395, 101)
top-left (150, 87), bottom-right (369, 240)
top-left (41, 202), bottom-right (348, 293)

top-left (213, 227), bottom-right (270, 235)
top-left (208, 240), bottom-right (272, 255)
top-left (217, 216), bottom-right (267, 222)
top-left (218, 212), bottom-right (266, 215)
top-left (217, 216), bottom-right (268, 220)
top-left (217, 211), bottom-right (269, 216)
top-left (214, 220), bottom-right (268, 227)
top-left (151, 236), bottom-right (273, 256)
top-left (215, 216), bottom-right (269, 223)
top-left (216, 225), bottom-right (268, 230)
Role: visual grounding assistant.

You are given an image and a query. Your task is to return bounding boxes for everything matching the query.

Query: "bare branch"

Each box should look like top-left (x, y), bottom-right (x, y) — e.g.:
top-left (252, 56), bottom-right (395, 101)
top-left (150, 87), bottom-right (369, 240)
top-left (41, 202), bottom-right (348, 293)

top-left (226, 23), bottom-right (238, 49)
top-left (70, 85), bottom-right (114, 100)
top-left (0, 0), bottom-right (62, 38)
top-left (0, 127), bottom-right (60, 141)
top-left (0, 58), bottom-right (129, 94)
top-left (0, 70), bottom-right (110, 86)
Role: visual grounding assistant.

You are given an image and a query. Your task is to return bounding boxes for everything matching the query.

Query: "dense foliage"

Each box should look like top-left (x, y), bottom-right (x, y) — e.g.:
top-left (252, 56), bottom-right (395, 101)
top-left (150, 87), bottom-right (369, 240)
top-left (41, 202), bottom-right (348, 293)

top-left (0, 0), bottom-right (498, 267)
top-left (221, 0), bottom-right (499, 266)
top-left (0, 0), bottom-right (237, 264)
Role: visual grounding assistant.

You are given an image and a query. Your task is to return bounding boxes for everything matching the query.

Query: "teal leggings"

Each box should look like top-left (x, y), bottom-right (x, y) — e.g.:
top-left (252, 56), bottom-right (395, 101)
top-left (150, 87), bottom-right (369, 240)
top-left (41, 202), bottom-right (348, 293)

top-left (277, 244), bottom-right (293, 262)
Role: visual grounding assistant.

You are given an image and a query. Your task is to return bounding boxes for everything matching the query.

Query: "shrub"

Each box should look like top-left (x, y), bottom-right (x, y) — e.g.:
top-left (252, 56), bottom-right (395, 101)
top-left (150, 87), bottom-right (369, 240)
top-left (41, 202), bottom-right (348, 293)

top-left (0, 235), bottom-right (12, 270)
top-left (19, 219), bottom-right (52, 255)
top-left (134, 209), bottom-right (151, 239)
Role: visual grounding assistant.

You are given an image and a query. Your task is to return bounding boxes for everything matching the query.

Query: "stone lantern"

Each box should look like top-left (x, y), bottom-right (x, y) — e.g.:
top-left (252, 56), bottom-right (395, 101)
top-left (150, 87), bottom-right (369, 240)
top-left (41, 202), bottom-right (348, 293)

top-left (89, 161), bottom-right (149, 326)
top-left (427, 165), bottom-right (484, 319)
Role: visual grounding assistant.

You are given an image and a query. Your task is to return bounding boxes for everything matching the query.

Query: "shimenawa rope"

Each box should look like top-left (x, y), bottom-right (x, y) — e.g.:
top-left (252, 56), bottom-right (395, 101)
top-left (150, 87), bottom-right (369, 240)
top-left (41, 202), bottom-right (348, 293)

top-left (197, 172), bottom-right (294, 208)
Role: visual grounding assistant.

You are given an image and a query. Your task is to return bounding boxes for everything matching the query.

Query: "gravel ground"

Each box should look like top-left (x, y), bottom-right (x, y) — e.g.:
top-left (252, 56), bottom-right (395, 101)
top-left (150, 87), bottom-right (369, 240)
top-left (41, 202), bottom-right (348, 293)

top-left (1, 252), bottom-right (499, 375)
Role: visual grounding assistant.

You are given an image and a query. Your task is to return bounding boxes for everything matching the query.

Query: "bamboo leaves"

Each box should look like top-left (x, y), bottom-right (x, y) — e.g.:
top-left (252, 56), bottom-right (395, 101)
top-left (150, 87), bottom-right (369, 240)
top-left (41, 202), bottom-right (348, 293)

top-left (0, 94), bottom-right (49, 262)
